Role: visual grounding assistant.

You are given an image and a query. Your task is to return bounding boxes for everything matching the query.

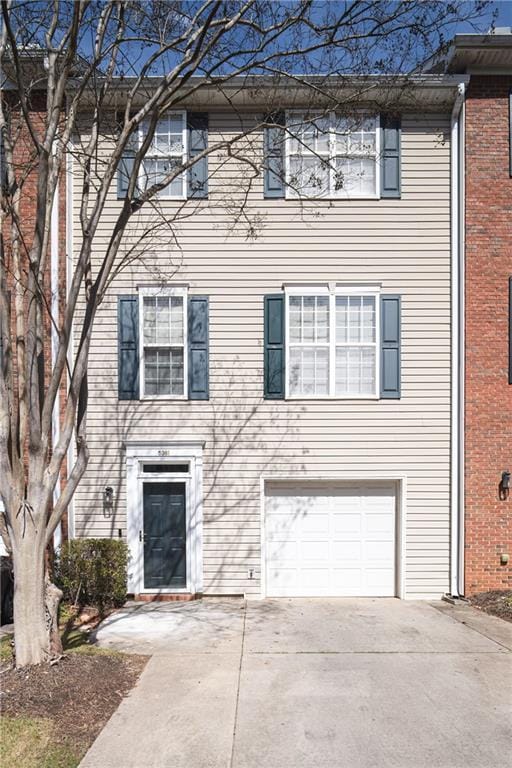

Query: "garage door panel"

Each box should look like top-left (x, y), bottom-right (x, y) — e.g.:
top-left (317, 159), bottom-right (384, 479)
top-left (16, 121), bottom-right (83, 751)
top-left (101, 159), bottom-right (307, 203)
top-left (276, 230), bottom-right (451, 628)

top-left (300, 540), bottom-right (330, 560)
top-left (365, 568), bottom-right (395, 595)
top-left (265, 482), bottom-right (396, 598)
top-left (365, 513), bottom-right (395, 535)
top-left (332, 540), bottom-right (361, 561)
top-left (332, 568), bottom-right (363, 589)
top-left (298, 568), bottom-right (330, 588)
top-left (266, 540), bottom-right (297, 561)
top-left (365, 540), bottom-right (395, 560)
top-left (301, 514), bottom-right (329, 533)
top-left (268, 567), bottom-right (298, 589)
top-left (266, 513), bottom-right (298, 535)
top-left (332, 513), bottom-right (362, 534)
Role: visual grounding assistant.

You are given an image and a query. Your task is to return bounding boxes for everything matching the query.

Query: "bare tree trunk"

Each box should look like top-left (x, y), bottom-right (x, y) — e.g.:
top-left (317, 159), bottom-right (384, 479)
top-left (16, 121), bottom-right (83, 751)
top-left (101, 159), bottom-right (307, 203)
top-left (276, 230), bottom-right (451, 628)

top-left (12, 530), bottom-right (49, 667)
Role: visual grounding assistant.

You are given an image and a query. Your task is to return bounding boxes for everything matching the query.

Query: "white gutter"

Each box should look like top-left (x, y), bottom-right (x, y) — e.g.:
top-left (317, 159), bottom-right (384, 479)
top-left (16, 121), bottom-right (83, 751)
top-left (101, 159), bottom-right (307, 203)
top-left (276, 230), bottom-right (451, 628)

top-left (51, 156), bottom-right (61, 551)
top-left (65, 142), bottom-right (75, 539)
top-left (449, 80), bottom-right (467, 597)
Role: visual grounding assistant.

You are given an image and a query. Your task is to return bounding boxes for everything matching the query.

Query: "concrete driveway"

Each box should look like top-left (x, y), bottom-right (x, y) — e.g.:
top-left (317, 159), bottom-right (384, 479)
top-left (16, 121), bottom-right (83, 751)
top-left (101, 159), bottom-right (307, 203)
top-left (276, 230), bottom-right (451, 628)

top-left (80, 598), bottom-right (512, 768)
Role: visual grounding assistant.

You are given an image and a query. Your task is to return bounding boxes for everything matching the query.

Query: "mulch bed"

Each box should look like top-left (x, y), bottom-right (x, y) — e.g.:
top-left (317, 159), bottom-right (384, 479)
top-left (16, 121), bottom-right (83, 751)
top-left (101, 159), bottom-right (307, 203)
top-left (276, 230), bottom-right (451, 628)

top-left (0, 651), bottom-right (148, 752)
top-left (468, 590), bottom-right (512, 623)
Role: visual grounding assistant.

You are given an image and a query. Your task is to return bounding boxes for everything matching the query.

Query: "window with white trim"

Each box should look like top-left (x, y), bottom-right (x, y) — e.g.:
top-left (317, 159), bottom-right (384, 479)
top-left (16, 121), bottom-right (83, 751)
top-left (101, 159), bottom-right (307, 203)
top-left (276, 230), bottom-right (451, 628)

top-left (140, 112), bottom-right (187, 199)
top-left (287, 288), bottom-right (379, 398)
top-left (286, 112), bottom-right (379, 199)
top-left (140, 287), bottom-right (187, 397)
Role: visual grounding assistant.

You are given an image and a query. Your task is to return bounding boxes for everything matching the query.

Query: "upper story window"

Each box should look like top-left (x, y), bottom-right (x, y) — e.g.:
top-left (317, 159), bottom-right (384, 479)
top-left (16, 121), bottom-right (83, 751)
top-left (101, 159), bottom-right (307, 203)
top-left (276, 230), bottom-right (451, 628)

top-left (286, 112), bottom-right (379, 199)
top-left (140, 286), bottom-right (187, 398)
top-left (286, 286), bottom-right (379, 398)
top-left (140, 112), bottom-right (187, 199)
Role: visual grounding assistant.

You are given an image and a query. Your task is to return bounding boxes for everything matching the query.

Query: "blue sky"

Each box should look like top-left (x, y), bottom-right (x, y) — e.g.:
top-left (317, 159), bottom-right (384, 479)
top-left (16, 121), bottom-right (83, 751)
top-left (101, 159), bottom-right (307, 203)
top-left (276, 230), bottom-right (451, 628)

top-left (494, 0), bottom-right (512, 26)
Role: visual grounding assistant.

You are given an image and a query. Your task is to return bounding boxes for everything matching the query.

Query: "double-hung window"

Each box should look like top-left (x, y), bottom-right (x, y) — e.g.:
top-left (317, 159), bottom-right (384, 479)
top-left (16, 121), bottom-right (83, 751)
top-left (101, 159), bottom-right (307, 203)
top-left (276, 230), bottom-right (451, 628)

top-left (140, 287), bottom-right (187, 398)
top-left (286, 286), bottom-right (380, 398)
top-left (286, 112), bottom-right (379, 199)
top-left (140, 112), bottom-right (187, 199)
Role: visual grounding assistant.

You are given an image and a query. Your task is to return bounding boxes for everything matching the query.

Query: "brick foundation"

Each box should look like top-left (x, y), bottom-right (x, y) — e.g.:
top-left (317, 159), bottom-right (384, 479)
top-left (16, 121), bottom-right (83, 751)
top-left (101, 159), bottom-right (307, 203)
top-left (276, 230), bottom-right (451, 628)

top-left (129, 593), bottom-right (202, 602)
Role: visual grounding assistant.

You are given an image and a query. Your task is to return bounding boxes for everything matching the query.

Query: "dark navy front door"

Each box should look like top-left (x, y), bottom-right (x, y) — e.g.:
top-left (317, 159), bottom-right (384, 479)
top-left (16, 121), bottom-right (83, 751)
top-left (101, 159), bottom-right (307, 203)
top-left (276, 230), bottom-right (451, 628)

top-left (143, 482), bottom-right (186, 589)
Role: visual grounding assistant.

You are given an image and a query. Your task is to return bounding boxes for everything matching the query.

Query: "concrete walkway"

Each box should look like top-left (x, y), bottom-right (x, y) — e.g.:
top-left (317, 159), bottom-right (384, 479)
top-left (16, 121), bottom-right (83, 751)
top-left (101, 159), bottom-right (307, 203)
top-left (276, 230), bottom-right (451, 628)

top-left (80, 599), bottom-right (512, 768)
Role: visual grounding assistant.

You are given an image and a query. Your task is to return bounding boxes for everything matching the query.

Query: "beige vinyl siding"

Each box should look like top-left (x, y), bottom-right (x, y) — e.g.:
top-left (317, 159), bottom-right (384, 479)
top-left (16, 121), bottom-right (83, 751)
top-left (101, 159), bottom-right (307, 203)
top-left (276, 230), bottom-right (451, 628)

top-left (72, 111), bottom-right (452, 599)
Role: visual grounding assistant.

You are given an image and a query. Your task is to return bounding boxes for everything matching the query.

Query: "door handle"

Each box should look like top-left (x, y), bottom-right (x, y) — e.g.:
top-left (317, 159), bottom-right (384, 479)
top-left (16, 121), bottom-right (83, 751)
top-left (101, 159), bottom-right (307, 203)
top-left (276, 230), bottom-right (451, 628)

top-left (139, 530), bottom-right (146, 543)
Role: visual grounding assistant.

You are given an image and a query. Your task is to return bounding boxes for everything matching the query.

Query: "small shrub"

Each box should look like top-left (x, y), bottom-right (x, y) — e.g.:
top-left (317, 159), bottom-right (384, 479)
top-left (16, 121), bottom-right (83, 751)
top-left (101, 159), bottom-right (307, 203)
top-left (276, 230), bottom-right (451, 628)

top-left (56, 539), bottom-right (129, 613)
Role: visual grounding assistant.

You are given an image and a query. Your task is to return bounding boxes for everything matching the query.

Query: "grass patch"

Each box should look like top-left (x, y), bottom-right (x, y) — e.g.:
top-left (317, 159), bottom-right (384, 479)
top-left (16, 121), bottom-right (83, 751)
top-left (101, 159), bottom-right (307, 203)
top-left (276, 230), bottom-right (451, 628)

top-left (61, 628), bottom-right (121, 657)
top-left (1, 652), bottom-right (147, 768)
top-left (0, 607), bottom-right (146, 768)
top-left (0, 716), bottom-right (81, 768)
top-left (0, 635), bottom-right (13, 663)
top-left (0, 626), bottom-right (115, 665)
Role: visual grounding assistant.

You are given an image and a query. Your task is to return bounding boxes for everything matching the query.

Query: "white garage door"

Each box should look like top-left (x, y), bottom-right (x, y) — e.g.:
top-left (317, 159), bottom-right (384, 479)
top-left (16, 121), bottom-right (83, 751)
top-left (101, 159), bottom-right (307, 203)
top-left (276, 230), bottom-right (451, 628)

top-left (264, 483), bottom-right (397, 597)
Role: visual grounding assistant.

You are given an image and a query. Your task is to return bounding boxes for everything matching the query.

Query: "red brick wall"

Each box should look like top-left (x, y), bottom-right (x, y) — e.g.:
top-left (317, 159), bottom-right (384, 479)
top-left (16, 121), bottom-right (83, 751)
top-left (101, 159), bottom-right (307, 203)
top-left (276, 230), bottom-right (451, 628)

top-left (464, 75), bottom-right (512, 594)
top-left (2, 93), bottom-right (69, 539)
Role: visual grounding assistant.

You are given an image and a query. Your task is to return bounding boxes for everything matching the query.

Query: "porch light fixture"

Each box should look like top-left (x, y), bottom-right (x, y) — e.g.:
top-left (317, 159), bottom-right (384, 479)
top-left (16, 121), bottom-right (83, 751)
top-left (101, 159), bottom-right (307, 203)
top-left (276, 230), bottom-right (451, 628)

top-left (103, 486), bottom-right (114, 507)
top-left (499, 471), bottom-right (510, 501)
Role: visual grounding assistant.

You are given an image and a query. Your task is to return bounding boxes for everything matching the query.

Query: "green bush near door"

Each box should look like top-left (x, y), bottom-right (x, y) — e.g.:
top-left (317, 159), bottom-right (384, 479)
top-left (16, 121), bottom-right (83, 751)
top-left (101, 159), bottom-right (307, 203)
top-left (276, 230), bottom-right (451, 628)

top-left (55, 539), bottom-right (129, 613)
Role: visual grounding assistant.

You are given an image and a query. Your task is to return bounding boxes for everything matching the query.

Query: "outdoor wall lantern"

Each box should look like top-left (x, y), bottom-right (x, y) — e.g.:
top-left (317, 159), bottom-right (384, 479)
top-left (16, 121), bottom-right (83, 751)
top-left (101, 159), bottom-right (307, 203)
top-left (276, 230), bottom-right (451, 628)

top-left (103, 486), bottom-right (114, 512)
top-left (499, 471), bottom-right (510, 501)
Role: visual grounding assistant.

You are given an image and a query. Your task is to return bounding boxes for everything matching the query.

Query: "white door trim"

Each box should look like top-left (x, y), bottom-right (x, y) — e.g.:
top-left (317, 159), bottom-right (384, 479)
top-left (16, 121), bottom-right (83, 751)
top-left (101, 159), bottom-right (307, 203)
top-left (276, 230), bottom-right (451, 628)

top-left (126, 441), bottom-right (203, 594)
top-left (259, 473), bottom-right (407, 600)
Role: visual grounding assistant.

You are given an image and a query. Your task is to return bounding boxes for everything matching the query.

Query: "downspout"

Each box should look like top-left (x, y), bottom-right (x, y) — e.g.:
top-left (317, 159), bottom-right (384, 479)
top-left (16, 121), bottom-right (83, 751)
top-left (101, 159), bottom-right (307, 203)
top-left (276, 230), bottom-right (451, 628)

top-left (457, 90), bottom-right (466, 597)
top-left (449, 80), bottom-right (467, 597)
top-left (65, 140), bottom-right (75, 539)
top-left (51, 153), bottom-right (61, 551)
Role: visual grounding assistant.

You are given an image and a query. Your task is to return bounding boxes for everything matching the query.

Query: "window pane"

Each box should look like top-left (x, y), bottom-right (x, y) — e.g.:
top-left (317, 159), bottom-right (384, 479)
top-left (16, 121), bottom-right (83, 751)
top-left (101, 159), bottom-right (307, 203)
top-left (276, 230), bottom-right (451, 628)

top-left (311, 115), bottom-right (330, 153)
top-left (351, 118), bottom-right (376, 155)
top-left (288, 296), bottom-right (329, 343)
top-left (348, 299), bottom-right (360, 342)
top-left (302, 296), bottom-right (315, 342)
top-left (361, 296), bottom-right (376, 342)
top-left (335, 157), bottom-right (376, 196)
top-left (336, 296), bottom-right (376, 345)
top-left (334, 115), bottom-right (376, 156)
top-left (155, 296), bottom-right (170, 344)
top-left (289, 114), bottom-right (329, 155)
top-left (288, 296), bottom-right (302, 342)
top-left (143, 295), bottom-right (183, 347)
top-left (150, 115), bottom-right (183, 156)
top-left (333, 115), bottom-right (350, 154)
top-left (170, 296), bottom-right (184, 344)
top-left (142, 158), bottom-right (183, 197)
top-left (144, 347), bottom-right (184, 396)
top-left (335, 346), bottom-right (376, 396)
top-left (289, 155), bottom-right (329, 197)
top-left (335, 296), bottom-right (348, 343)
top-left (289, 346), bottom-right (329, 396)
top-left (143, 296), bottom-right (157, 343)
top-left (316, 296), bottom-right (329, 341)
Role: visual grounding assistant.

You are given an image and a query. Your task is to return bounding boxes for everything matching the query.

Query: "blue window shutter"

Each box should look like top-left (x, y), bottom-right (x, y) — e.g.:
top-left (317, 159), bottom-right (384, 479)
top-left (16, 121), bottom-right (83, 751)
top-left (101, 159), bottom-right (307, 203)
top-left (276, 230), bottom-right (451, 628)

top-left (188, 296), bottom-right (209, 400)
top-left (264, 294), bottom-right (285, 399)
top-left (118, 295), bottom-right (139, 400)
top-left (380, 295), bottom-right (401, 399)
top-left (264, 113), bottom-right (285, 199)
top-left (117, 152), bottom-right (135, 199)
top-left (380, 115), bottom-right (401, 199)
top-left (188, 113), bottom-right (208, 199)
